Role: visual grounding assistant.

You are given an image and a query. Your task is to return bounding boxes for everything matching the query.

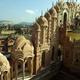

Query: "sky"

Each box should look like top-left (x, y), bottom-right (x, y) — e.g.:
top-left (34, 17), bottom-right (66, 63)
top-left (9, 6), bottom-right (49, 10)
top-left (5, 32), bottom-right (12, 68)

top-left (0, 0), bottom-right (80, 23)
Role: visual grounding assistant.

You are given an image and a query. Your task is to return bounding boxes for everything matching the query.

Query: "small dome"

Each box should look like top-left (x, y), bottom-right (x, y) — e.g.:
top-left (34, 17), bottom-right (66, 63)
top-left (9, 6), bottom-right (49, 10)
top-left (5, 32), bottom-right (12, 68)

top-left (12, 36), bottom-right (34, 61)
top-left (63, 3), bottom-right (69, 9)
top-left (33, 22), bottom-right (41, 31)
top-left (37, 16), bottom-right (48, 27)
top-left (15, 36), bottom-right (26, 47)
top-left (54, 4), bottom-right (60, 13)
top-left (0, 53), bottom-right (10, 72)
top-left (49, 7), bottom-right (57, 18)
top-left (66, 2), bottom-right (71, 7)
top-left (44, 12), bottom-right (51, 20)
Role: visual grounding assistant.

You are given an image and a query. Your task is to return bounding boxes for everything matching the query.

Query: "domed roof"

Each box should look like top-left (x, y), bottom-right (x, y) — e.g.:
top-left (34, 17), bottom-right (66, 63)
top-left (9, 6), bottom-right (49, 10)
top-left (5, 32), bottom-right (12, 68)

top-left (12, 36), bottom-right (34, 61)
top-left (44, 12), bottom-right (51, 20)
top-left (0, 53), bottom-right (10, 72)
top-left (37, 16), bottom-right (48, 27)
top-left (15, 36), bottom-right (27, 47)
top-left (54, 4), bottom-right (60, 13)
top-left (33, 22), bottom-right (41, 31)
top-left (66, 2), bottom-right (71, 7)
top-left (63, 3), bottom-right (69, 9)
top-left (49, 7), bottom-right (57, 18)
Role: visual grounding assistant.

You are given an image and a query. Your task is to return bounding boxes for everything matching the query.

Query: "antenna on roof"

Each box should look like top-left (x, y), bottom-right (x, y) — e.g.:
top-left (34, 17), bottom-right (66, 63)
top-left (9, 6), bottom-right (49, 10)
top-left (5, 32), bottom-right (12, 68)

top-left (47, 8), bottom-right (48, 12)
top-left (41, 10), bottom-right (43, 16)
top-left (52, 2), bottom-right (54, 7)
top-left (35, 17), bottom-right (38, 21)
top-left (76, 0), bottom-right (77, 2)
top-left (70, 0), bottom-right (74, 2)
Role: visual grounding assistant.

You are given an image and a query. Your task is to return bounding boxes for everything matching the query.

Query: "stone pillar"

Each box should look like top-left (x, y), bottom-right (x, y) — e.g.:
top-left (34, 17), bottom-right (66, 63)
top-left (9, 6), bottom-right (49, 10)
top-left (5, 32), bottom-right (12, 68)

top-left (1, 73), bottom-right (3, 80)
top-left (53, 18), bottom-right (58, 62)
top-left (5, 72), bottom-right (9, 80)
top-left (8, 71), bottom-right (11, 80)
top-left (48, 19), bottom-right (52, 45)
top-left (30, 58), bottom-right (33, 76)
top-left (6, 72), bottom-right (8, 80)
top-left (28, 58), bottom-right (33, 76)
top-left (15, 63), bottom-right (18, 80)
top-left (22, 61), bottom-right (25, 80)
top-left (11, 65), bottom-right (13, 80)
top-left (4, 72), bottom-right (8, 80)
top-left (43, 27), bottom-right (45, 43)
top-left (36, 28), bottom-right (41, 47)
top-left (35, 54), bottom-right (41, 74)
top-left (27, 59), bottom-right (30, 74)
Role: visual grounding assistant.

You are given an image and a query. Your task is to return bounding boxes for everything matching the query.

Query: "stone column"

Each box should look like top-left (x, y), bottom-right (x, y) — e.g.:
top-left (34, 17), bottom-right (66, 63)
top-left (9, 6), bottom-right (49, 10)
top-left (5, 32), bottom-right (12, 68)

top-left (53, 18), bottom-right (58, 62)
top-left (15, 63), bottom-right (18, 80)
top-left (6, 73), bottom-right (8, 80)
top-left (22, 61), bottom-right (25, 80)
top-left (43, 27), bottom-right (45, 43)
top-left (4, 72), bottom-right (7, 80)
top-left (37, 28), bottom-right (41, 47)
top-left (57, 11), bottom-right (60, 27)
top-left (7, 71), bottom-right (10, 80)
top-left (1, 73), bottom-right (3, 80)
top-left (48, 19), bottom-right (52, 45)
top-left (11, 65), bottom-right (13, 80)
top-left (30, 58), bottom-right (33, 76)
top-left (35, 54), bottom-right (42, 74)
top-left (28, 58), bottom-right (33, 76)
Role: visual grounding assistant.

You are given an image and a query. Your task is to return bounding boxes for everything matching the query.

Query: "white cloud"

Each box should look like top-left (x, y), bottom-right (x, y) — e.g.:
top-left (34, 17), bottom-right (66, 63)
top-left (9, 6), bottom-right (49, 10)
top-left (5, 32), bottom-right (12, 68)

top-left (25, 9), bottom-right (35, 15)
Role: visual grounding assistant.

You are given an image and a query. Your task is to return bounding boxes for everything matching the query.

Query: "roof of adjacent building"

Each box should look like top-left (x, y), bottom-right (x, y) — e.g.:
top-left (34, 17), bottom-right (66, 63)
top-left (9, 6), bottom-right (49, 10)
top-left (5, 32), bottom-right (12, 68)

top-left (12, 35), bottom-right (34, 61)
top-left (0, 52), bottom-right (10, 72)
top-left (37, 16), bottom-right (48, 27)
top-left (67, 32), bottom-right (80, 41)
top-left (49, 7), bottom-right (57, 18)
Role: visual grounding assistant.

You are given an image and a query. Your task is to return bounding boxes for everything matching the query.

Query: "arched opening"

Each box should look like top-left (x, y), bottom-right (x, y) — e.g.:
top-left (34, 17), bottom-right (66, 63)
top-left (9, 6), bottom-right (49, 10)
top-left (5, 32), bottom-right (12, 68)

top-left (25, 59), bottom-right (31, 76)
top-left (57, 45), bottom-right (63, 62)
top-left (42, 51), bottom-right (45, 67)
top-left (14, 58), bottom-right (34, 80)
top-left (57, 48), bottom-right (62, 61)
top-left (63, 12), bottom-right (67, 26)
top-left (25, 62), bottom-right (28, 76)
top-left (18, 61), bottom-right (23, 77)
top-left (51, 46), bottom-right (54, 60)
top-left (3, 71), bottom-right (7, 80)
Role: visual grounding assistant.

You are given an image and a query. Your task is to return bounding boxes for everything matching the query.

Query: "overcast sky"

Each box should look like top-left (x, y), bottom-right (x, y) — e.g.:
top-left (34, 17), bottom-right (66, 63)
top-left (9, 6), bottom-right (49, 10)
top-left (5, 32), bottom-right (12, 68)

top-left (0, 0), bottom-right (79, 23)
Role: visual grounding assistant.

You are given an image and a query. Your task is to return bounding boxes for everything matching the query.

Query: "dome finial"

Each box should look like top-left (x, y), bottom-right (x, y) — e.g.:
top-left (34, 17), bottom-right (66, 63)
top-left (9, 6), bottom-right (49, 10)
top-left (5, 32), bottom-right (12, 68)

top-left (41, 10), bottom-right (43, 16)
top-left (47, 8), bottom-right (48, 12)
top-left (52, 2), bottom-right (54, 7)
top-left (58, 0), bottom-right (64, 3)
top-left (35, 17), bottom-right (37, 21)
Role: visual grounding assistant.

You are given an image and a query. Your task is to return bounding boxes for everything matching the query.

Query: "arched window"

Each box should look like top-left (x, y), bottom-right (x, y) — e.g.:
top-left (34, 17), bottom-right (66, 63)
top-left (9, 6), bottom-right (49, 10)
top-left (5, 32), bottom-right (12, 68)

top-left (63, 12), bottom-right (67, 25)
top-left (42, 51), bottom-right (45, 67)
top-left (51, 46), bottom-right (54, 60)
